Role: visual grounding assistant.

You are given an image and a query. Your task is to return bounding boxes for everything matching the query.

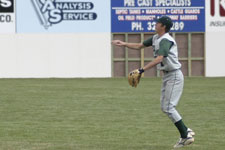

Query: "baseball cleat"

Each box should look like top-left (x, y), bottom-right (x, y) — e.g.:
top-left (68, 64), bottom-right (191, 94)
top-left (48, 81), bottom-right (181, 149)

top-left (187, 128), bottom-right (195, 136)
top-left (173, 133), bottom-right (194, 148)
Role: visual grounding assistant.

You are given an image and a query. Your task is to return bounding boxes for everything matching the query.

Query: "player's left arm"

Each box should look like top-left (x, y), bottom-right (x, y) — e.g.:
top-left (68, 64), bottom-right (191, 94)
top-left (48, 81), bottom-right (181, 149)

top-left (142, 55), bottom-right (164, 71)
top-left (141, 39), bottom-right (172, 71)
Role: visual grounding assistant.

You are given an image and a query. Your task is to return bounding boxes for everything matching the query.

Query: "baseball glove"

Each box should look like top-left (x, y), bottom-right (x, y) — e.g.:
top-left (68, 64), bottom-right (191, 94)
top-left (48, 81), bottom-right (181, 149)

top-left (128, 69), bottom-right (142, 87)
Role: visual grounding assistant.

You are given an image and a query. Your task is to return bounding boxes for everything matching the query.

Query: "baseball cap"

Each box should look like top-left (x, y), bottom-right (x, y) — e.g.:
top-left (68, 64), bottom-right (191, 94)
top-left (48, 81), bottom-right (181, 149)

top-left (155, 16), bottom-right (173, 30)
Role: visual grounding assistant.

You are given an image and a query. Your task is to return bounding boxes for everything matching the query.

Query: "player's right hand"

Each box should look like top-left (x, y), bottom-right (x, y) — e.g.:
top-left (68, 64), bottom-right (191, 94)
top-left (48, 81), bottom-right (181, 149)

top-left (111, 40), bottom-right (126, 46)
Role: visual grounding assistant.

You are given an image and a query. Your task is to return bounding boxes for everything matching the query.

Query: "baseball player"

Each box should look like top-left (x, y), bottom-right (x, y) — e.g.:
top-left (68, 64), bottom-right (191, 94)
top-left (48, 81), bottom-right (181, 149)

top-left (112, 16), bottom-right (195, 148)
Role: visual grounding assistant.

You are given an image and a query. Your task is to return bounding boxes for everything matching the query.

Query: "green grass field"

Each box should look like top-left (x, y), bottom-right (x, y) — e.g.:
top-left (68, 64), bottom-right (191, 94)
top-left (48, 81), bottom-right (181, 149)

top-left (0, 78), bottom-right (225, 150)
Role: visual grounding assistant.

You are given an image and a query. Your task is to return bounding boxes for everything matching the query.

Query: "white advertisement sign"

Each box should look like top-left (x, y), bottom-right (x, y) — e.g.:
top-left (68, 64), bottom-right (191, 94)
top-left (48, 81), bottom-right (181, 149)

top-left (0, 0), bottom-right (15, 33)
top-left (206, 0), bottom-right (225, 77)
top-left (206, 0), bottom-right (225, 32)
top-left (16, 0), bottom-right (110, 33)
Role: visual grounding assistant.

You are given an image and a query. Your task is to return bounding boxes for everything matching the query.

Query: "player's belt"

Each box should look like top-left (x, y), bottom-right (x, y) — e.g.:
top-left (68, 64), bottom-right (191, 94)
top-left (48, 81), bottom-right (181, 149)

top-left (163, 69), bottom-right (179, 74)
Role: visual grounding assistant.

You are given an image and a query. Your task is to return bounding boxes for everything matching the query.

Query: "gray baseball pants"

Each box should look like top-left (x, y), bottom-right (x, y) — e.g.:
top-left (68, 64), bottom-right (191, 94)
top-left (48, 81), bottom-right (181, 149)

top-left (160, 69), bottom-right (184, 123)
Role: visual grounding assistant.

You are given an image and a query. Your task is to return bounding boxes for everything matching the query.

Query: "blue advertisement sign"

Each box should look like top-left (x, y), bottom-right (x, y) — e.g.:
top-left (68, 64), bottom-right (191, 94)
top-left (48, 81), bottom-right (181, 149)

top-left (111, 0), bottom-right (205, 32)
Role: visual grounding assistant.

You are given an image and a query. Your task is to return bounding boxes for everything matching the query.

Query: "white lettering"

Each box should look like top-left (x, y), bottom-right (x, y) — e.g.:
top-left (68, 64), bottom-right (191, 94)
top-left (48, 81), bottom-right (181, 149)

top-left (125, 15), bottom-right (135, 20)
top-left (145, 9), bottom-right (166, 14)
top-left (137, 0), bottom-right (153, 7)
top-left (132, 22), bottom-right (143, 31)
top-left (129, 9), bottom-right (141, 14)
top-left (185, 9), bottom-right (200, 14)
top-left (147, 22), bottom-right (156, 31)
top-left (63, 13), bottom-right (96, 20)
top-left (170, 21), bottom-right (185, 31)
top-left (0, 0), bottom-right (12, 7)
top-left (136, 15), bottom-right (155, 21)
top-left (155, 0), bottom-right (191, 7)
top-left (167, 15), bottom-right (179, 20)
top-left (55, 2), bottom-right (92, 10)
top-left (171, 9), bottom-right (184, 14)
top-left (124, 0), bottom-right (135, 7)
top-left (116, 9), bottom-right (128, 15)
top-left (118, 15), bottom-right (124, 21)
top-left (180, 15), bottom-right (198, 20)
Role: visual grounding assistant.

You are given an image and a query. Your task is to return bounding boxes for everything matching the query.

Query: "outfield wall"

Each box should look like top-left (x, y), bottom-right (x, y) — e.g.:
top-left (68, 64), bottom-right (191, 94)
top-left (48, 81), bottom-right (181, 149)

top-left (0, 0), bottom-right (225, 78)
top-left (205, 32), bottom-right (225, 77)
top-left (0, 33), bottom-right (111, 78)
top-left (0, 0), bottom-right (111, 78)
top-left (205, 0), bottom-right (225, 77)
